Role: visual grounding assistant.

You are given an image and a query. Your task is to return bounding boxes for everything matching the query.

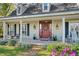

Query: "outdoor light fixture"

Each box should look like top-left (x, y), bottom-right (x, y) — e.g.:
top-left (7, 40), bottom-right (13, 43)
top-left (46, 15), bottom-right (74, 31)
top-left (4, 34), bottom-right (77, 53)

top-left (56, 24), bottom-right (58, 27)
top-left (33, 24), bottom-right (36, 29)
top-left (56, 24), bottom-right (59, 30)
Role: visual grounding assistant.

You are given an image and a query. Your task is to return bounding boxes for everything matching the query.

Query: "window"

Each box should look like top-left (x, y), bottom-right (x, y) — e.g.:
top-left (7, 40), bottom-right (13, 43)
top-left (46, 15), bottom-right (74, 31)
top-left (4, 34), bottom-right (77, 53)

top-left (44, 3), bottom-right (48, 10)
top-left (42, 3), bottom-right (50, 12)
top-left (17, 4), bottom-right (22, 15)
top-left (14, 24), bottom-right (16, 36)
top-left (27, 24), bottom-right (30, 36)
top-left (10, 25), bottom-right (15, 36)
top-left (22, 24), bottom-right (26, 35)
top-left (7, 24), bottom-right (9, 35)
top-left (19, 24), bottom-right (20, 35)
top-left (18, 6), bottom-right (20, 13)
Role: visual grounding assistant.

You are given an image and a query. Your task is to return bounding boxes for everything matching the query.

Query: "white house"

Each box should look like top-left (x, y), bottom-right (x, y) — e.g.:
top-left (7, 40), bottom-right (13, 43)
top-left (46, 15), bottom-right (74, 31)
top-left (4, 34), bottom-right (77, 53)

top-left (0, 3), bottom-right (79, 43)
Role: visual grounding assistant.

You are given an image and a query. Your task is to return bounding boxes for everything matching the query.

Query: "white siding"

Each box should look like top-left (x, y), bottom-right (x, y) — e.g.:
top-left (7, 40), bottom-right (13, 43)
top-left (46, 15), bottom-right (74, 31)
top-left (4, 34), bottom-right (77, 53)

top-left (52, 20), bottom-right (62, 40)
top-left (29, 21), bottom-right (39, 39)
top-left (7, 19), bottom-right (63, 40)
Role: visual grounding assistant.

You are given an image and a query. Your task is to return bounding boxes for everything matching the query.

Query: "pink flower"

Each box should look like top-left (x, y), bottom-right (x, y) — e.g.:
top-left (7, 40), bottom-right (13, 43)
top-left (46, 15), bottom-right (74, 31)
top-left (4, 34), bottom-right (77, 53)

top-left (70, 51), bottom-right (77, 56)
top-left (50, 48), bottom-right (77, 56)
top-left (60, 51), bottom-right (66, 56)
top-left (63, 48), bottom-right (70, 52)
top-left (60, 47), bottom-right (71, 56)
top-left (51, 49), bottom-right (57, 56)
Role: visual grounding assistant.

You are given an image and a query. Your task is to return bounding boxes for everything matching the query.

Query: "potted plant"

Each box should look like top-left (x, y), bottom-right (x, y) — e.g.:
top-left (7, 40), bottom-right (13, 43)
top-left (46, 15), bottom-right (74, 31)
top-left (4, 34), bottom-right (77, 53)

top-left (33, 34), bottom-right (37, 40)
top-left (53, 35), bottom-right (57, 41)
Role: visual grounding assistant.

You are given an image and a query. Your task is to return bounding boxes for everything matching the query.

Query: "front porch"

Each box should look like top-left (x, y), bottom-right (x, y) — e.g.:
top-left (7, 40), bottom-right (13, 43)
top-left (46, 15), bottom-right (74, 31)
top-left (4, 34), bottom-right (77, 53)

top-left (1, 16), bottom-right (65, 43)
top-left (1, 14), bottom-right (79, 44)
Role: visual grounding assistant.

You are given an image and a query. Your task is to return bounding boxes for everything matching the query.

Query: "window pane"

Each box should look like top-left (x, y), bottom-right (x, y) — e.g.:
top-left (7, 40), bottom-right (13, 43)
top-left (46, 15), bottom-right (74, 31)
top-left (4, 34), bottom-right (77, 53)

top-left (14, 24), bottom-right (16, 36)
top-left (44, 6), bottom-right (48, 10)
top-left (44, 3), bottom-right (48, 10)
top-left (27, 24), bottom-right (30, 36)
top-left (19, 24), bottom-right (20, 35)
top-left (7, 24), bottom-right (9, 35)
top-left (18, 6), bottom-right (20, 13)
top-left (44, 3), bottom-right (48, 6)
top-left (22, 24), bottom-right (26, 35)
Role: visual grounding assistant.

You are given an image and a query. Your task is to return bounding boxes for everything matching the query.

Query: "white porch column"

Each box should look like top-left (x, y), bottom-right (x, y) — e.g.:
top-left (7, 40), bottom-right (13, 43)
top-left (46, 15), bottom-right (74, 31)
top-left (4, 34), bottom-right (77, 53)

top-left (3, 21), bottom-right (6, 40)
top-left (16, 24), bottom-right (19, 35)
top-left (62, 17), bottom-right (65, 43)
top-left (20, 20), bottom-right (22, 43)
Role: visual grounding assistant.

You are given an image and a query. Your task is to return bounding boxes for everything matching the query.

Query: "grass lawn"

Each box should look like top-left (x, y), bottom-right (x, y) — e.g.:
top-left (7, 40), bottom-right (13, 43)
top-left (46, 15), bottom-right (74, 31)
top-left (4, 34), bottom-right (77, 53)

top-left (0, 45), bottom-right (26, 56)
top-left (37, 50), bottom-right (50, 56)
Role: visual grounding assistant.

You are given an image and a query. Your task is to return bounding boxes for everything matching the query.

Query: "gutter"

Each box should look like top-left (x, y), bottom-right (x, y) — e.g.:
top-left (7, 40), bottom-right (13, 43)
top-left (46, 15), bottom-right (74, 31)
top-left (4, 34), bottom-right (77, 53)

top-left (0, 10), bottom-right (79, 20)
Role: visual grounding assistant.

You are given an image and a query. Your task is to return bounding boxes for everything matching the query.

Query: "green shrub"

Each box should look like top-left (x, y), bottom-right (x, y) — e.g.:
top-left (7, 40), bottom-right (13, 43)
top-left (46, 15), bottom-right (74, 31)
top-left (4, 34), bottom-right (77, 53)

top-left (8, 40), bottom-right (17, 46)
top-left (71, 44), bottom-right (79, 55)
top-left (47, 42), bottom-right (71, 52)
top-left (0, 41), bottom-right (8, 45)
top-left (47, 42), bottom-right (79, 56)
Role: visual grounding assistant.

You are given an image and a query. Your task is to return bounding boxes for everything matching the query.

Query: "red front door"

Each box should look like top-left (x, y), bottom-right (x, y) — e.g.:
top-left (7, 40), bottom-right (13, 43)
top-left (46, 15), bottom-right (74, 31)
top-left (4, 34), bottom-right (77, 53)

top-left (39, 20), bottom-right (52, 38)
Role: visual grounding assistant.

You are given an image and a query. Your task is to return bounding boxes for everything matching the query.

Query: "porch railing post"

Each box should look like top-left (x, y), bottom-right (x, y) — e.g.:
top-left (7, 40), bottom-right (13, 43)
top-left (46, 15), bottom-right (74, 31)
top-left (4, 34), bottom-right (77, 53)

top-left (62, 17), bottom-right (65, 43)
top-left (20, 20), bottom-right (22, 43)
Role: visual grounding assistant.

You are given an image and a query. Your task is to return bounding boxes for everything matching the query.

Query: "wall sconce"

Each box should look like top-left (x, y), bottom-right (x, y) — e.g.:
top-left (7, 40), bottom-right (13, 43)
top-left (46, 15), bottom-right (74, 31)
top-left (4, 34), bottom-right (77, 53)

top-left (33, 25), bottom-right (36, 29)
top-left (56, 24), bottom-right (59, 30)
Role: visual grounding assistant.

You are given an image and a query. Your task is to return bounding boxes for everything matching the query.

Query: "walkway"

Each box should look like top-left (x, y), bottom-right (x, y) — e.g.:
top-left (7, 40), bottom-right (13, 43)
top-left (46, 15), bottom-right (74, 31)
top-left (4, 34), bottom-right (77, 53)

top-left (18, 44), bottom-right (43, 56)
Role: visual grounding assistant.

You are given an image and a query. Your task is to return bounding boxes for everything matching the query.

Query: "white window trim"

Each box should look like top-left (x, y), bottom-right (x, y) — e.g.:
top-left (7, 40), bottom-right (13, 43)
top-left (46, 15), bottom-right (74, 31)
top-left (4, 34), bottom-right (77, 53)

top-left (42, 3), bottom-right (50, 12)
top-left (16, 5), bottom-right (22, 15)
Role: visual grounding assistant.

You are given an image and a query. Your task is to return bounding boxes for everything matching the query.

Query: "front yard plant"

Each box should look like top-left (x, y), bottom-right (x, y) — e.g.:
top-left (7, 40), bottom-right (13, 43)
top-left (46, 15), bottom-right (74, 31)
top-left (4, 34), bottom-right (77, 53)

top-left (0, 44), bottom-right (32, 56)
top-left (8, 40), bottom-right (17, 46)
top-left (0, 40), bottom-right (32, 56)
top-left (51, 47), bottom-right (77, 56)
top-left (0, 41), bottom-right (79, 56)
top-left (0, 40), bottom-right (8, 45)
top-left (37, 42), bottom-right (79, 56)
top-left (47, 42), bottom-right (79, 56)
top-left (0, 45), bottom-right (25, 56)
